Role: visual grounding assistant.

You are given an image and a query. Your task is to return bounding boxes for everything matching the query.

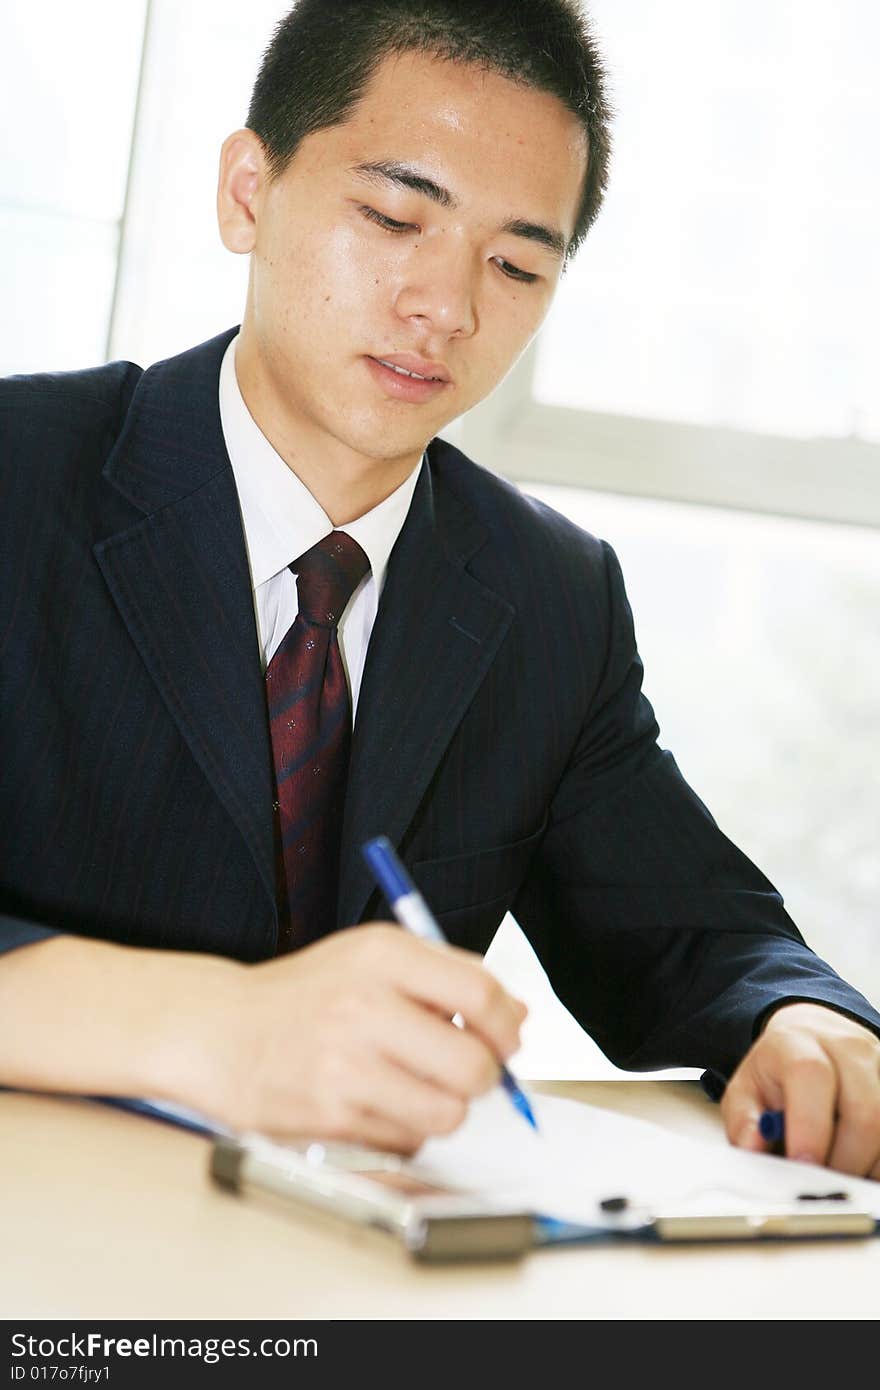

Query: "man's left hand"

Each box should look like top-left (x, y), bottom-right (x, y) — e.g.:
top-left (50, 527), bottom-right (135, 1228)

top-left (721, 1002), bottom-right (880, 1181)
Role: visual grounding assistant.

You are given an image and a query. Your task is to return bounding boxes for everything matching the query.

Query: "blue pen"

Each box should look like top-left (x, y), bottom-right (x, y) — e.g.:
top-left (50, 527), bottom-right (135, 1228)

top-left (361, 835), bottom-right (539, 1133)
top-left (759, 1108), bottom-right (785, 1149)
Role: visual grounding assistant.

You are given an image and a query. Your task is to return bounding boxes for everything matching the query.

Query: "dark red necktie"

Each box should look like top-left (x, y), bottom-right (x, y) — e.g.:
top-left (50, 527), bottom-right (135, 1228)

top-left (265, 531), bottom-right (370, 953)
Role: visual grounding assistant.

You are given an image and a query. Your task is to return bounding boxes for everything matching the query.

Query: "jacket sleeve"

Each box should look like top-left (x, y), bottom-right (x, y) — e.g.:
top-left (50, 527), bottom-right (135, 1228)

top-left (512, 541), bottom-right (880, 1087)
top-left (0, 913), bottom-right (62, 955)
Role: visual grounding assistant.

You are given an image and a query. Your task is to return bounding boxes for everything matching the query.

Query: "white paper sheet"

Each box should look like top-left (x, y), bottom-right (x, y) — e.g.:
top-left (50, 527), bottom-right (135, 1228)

top-left (412, 1087), bottom-right (880, 1226)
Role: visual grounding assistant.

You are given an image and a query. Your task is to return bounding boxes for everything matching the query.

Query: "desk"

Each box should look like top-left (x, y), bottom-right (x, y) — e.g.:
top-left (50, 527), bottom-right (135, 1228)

top-left (2, 1081), bottom-right (876, 1320)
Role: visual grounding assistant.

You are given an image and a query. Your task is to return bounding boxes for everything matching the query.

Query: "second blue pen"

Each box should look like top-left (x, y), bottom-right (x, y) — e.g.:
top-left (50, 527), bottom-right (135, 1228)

top-left (759, 1108), bottom-right (785, 1148)
top-left (361, 835), bottom-right (539, 1134)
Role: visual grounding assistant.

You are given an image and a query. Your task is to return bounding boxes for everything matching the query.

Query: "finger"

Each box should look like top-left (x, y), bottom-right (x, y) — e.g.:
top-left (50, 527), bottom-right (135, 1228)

top-left (273, 1106), bottom-right (428, 1156)
top-left (359, 926), bottom-right (526, 1061)
top-left (721, 1097), bottom-right (771, 1153)
top-left (825, 1064), bottom-right (880, 1177)
top-left (330, 1110), bottom-right (428, 1156)
top-left (778, 1053), bottom-right (838, 1167)
top-left (345, 1050), bottom-right (469, 1141)
top-left (720, 1066), bottom-right (784, 1153)
top-left (375, 991), bottom-right (501, 1100)
top-left (721, 1041), bottom-right (839, 1165)
top-left (270, 1046), bottom-right (468, 1151)
top-left (436, 998), bottom-right (528, 1030)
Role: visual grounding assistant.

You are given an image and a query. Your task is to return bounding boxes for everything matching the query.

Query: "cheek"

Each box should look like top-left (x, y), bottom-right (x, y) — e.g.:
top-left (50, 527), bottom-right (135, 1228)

top-left (262, 222), bottom-right (381, 328)
top-left (479, 289), bottom-right (546, 367)
top-left (503, 286), bottom-right (554, 355)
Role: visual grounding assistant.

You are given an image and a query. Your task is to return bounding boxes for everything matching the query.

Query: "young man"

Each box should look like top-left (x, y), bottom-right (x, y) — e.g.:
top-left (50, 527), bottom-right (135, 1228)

top-left (1, 0), bottom-right (878, 1175)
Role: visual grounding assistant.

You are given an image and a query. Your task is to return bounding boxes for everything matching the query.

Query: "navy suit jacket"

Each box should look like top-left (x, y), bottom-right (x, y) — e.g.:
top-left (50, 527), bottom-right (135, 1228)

top-left (2, 326), bottom-right (878, 1087)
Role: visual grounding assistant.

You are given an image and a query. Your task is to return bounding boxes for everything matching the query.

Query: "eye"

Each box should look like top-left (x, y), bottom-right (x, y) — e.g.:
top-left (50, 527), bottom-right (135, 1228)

top-left (360, 205), bottom-right (416, 234)
top-left (359, 204), bottom-right (539, 284)
top-left (494, 258), bottom-right (539, 284)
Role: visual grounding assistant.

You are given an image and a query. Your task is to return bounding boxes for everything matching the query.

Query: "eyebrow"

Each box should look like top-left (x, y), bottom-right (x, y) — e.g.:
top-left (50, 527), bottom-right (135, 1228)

top-left (349, 160), bottom-right (568, 261)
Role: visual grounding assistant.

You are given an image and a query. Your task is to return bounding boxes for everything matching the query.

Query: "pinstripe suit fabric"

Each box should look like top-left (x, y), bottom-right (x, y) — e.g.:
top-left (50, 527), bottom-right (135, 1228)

top-left (2, 326), bottom-right (878, 1088)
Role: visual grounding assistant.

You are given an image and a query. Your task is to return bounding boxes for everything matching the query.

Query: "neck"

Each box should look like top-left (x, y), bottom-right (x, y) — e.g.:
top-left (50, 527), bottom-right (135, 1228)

top-left (291, 455), bottom-right (418, 527)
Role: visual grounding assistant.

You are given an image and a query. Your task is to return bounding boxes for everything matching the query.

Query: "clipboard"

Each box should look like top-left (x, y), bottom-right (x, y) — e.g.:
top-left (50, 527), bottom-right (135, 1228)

top-left (209, 1131), bottom-right (879, 1263)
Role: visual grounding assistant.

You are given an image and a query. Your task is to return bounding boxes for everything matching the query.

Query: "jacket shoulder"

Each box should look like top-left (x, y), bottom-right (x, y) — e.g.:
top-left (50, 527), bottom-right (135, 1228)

top-left (0, 358), bottom-right (143, 449)
top-left (0, 358), bottom-right (145, 525)
top-left (429, 434), bottom-right (611, 576)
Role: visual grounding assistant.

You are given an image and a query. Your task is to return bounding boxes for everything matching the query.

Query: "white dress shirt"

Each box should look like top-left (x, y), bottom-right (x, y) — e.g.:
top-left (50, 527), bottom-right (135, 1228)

top-left (218, 333), bottom-right (423, 721)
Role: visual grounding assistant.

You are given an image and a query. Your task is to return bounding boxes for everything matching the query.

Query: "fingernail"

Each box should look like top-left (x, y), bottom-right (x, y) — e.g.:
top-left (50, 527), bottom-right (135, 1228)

top-left (793, 1152), bottom-right (817, 1166)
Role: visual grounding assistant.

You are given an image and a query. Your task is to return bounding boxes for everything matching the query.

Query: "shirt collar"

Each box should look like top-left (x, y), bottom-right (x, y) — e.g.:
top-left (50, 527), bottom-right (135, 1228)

top-left (218, 332), bottom-right (423, 592)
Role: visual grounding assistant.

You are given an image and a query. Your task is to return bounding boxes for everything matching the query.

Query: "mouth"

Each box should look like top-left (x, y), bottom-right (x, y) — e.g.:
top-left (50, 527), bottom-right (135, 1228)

top-left (364, 355), bottom-right (452, 403)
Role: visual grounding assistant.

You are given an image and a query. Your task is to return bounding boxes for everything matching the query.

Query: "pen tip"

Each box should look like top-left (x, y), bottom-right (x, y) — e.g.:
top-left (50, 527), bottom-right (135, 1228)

top-left (503, 1071), bottom-right (539, 1131)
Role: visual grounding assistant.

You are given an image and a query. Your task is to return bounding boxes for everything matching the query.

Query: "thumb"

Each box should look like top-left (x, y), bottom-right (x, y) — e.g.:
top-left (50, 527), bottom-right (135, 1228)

top-left (720, 1065), bottom-right (783, 1154)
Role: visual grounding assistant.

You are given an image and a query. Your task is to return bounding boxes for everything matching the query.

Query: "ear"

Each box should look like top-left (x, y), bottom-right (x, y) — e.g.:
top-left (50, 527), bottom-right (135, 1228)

top-left (216, 129), bottom-right (266, 254)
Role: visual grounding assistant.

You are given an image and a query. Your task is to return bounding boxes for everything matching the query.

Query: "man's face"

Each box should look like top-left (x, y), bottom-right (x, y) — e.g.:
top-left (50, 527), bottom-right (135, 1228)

top-left (223, 49), bottom-right (587, 471)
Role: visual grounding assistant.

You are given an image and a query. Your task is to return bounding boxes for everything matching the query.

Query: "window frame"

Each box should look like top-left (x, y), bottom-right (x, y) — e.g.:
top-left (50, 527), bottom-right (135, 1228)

top-left (457, 340), bottom-right (880, 529)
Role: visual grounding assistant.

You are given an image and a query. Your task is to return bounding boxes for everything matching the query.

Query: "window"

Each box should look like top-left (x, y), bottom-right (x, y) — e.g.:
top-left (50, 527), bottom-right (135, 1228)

top-left (459, 0), bottom-right (880, 526)
top-left (0, 1), bottom-right (146, 374)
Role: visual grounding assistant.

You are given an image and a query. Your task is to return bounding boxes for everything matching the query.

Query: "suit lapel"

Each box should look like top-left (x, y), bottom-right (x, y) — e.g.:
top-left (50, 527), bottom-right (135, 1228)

top-left (337, 451), bottom-right (514, 929)
top-left (93, 328), bottom-right (277, 913)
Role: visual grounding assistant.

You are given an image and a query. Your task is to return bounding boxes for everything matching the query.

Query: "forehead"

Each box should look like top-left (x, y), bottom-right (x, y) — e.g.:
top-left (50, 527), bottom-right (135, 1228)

top-left (294, 48), bottom-right (588, 235)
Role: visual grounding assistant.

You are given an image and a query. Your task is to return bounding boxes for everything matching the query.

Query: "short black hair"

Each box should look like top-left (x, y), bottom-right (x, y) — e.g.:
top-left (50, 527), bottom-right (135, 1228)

top-left (246, 0), bottom-right (612, 265)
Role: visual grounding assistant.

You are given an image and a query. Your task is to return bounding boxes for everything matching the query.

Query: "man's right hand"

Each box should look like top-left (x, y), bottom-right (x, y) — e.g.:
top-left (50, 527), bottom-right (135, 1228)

top-left (198, 924), bottom-right (528, 1153)
top-left (0, 926), bottom-right (528, 1155)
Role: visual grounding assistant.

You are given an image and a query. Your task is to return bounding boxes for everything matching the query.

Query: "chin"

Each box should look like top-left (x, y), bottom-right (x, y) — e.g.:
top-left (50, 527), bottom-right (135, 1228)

top-left (337, 413), bottom-right (432, 464)
top-left (352, 434), bottom-right (426, 465)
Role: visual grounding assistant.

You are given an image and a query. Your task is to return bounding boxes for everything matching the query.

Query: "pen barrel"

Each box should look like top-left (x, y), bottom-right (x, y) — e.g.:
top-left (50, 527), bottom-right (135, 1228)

top-left (392, 891), bottom-right (446, 944)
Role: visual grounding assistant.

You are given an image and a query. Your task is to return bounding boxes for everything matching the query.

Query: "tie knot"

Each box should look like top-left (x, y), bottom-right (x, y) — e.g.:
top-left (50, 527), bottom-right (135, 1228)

top-left (291, 532), bottom-right (370, 626)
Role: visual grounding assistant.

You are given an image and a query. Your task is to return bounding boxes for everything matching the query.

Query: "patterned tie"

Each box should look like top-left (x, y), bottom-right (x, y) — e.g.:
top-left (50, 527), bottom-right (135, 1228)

top-left (265, 531), bottom-right (370, 953)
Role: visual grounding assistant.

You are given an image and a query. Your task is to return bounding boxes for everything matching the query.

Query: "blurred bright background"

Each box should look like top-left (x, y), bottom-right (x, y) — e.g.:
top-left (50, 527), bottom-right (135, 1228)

top-left (2, 0), bottom-right (877, 1079)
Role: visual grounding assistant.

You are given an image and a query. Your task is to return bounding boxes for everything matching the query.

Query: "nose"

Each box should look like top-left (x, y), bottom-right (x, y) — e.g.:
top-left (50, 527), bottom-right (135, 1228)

top-left (392, 239), bottom-right (478, 339)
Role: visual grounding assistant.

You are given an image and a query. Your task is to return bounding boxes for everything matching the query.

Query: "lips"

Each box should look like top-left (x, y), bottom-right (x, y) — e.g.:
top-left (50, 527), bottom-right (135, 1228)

top-left (364, 355), bottom-right (451, 403)
top-left (369, 352), bottom-right (451, 383)
top-left (374, 358), bottom-right (441, 382)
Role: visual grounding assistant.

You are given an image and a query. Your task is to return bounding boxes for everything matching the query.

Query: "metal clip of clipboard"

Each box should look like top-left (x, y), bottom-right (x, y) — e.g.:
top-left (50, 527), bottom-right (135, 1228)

top-left (590, 1191), bottom-right (878, 1243)
top-left (647, 1202), bottom-right (877, 1242)
top-left (210, 1133), bottom-right (537, 1262)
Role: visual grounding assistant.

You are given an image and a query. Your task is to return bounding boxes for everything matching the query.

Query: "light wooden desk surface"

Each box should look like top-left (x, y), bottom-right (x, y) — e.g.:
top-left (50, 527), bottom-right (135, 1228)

top-left (2, 1080), bottom-right (876, 1320)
